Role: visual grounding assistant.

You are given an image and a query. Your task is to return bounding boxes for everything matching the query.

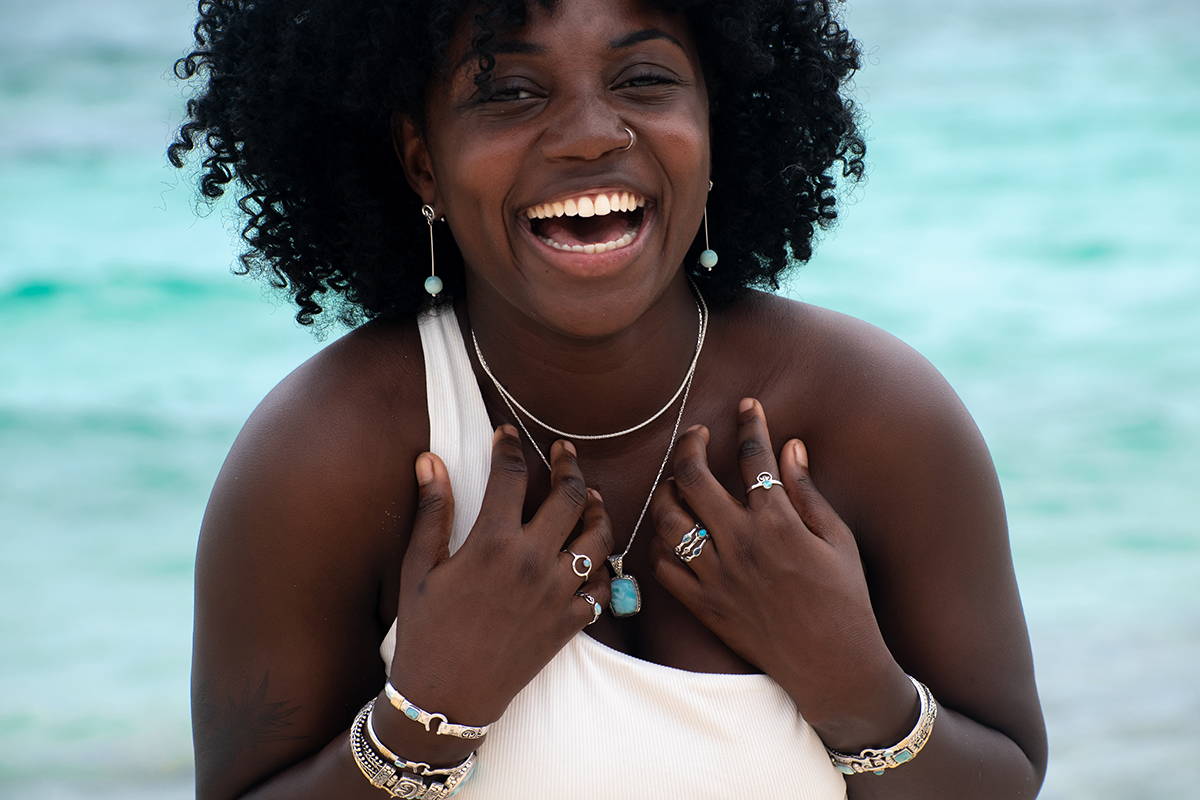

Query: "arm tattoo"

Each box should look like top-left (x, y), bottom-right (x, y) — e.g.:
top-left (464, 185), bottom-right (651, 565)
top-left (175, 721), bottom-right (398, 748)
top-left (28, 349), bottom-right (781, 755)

top-left (194, 671), bottom-right (306, 769)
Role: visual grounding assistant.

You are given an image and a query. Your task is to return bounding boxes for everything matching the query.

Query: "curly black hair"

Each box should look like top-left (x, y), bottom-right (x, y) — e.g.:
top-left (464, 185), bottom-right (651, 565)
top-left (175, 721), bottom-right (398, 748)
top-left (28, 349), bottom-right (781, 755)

top-left (169, 0), bottom-right (864, 329)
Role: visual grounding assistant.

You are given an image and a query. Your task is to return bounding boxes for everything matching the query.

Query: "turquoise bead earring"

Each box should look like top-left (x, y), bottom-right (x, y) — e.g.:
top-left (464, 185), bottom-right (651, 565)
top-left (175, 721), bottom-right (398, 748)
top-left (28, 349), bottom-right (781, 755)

top-left (421, 203), bottom-right (443, 297)
top-left (699, 180), bottom-right (718, 272)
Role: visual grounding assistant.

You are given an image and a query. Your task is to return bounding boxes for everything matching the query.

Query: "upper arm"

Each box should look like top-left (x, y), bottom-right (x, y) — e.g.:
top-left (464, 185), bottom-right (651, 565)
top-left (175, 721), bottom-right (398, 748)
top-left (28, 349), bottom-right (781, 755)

top-left (192, 332), bottom-right (424, 798)
top-left (806, 311), bottom-right (1048, 777)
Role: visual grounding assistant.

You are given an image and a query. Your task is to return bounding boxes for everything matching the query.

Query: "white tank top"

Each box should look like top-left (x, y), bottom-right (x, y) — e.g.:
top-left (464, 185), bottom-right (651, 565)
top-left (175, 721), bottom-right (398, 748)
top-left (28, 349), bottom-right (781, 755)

top-left (380, 306), bottom-right (847, 800)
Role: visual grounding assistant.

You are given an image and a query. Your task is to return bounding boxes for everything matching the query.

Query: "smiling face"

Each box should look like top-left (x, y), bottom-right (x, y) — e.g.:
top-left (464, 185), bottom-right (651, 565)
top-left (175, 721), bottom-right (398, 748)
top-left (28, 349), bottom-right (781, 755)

top-left (398, 0), bottom-right (710, 335)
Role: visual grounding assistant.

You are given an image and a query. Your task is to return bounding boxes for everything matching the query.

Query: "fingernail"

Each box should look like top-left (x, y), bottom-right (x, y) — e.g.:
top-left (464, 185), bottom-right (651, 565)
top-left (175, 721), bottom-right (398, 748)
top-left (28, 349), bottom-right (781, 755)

top-left (416, 453), bottom-right (434, 484)
top-left (685, 423), bottom-right (704, 434)
top-left (739, 397), bottom-right (755, 413)
top-left (792, 439), bottom-right (808, 468)
top-left (588, 488), bottom-right (603, 502)
top-left (561, 440), bottom-right (577, 456)
top-left (495, 424), bottom-right (517, 441)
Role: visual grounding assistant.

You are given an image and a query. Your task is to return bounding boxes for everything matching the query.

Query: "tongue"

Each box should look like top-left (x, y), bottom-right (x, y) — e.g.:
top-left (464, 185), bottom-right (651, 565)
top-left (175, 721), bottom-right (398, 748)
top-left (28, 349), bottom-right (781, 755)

top-left (536, 212), bottom-right (632, 246)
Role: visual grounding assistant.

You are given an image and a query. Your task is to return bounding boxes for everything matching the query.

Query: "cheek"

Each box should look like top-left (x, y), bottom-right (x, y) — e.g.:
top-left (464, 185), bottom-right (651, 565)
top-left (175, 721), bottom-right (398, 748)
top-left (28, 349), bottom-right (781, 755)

top-left (430, 132), bottom-right (525, 255)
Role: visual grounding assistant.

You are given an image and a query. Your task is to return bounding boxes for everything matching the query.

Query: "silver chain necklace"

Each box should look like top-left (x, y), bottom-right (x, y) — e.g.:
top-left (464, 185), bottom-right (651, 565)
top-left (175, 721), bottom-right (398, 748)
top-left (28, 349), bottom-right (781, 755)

top-left (473, 289), bottom-right (708, 617)
top-left (472, 291), bottom-right (708, 441)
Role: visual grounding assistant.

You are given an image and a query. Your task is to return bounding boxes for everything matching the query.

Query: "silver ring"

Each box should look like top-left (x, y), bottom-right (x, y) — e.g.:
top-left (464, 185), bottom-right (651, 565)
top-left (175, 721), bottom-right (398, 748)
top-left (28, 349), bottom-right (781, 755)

top-left (747, 471), bottom-right (781, 493)
top-left (576, 592), bottom-right (603, 625)
top-left (673, 523), bottom-right (709, 562)
top-left (621, 126), bottom-right (636, 151)
top-left (570, 552), bottom-right (593, 579)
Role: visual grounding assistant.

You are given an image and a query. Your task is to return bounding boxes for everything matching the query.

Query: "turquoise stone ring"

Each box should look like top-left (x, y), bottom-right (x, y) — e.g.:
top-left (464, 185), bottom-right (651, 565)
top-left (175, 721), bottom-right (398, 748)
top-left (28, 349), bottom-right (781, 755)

top-left (674, 523), bottom-right (710, 563)
top-left (747, 471), bottom-right (780, 494)
top-left (569, 552), bottom-right (592, 579)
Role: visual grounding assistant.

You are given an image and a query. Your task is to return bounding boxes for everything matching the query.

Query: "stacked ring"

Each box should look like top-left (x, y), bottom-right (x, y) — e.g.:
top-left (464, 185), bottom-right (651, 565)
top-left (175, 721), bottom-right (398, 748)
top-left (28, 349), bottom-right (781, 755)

top-left (576, 592), bottom-right (603, 625)
top-left (673, 523), bottom-right (710, 563)
top-left (569, 552), bottom-right (593, 580)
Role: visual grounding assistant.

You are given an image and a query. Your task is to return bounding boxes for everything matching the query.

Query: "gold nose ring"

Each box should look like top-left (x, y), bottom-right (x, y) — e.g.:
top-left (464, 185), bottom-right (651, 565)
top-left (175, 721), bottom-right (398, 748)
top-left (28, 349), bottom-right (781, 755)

top-left (621, 127), bottom-right (636, 151)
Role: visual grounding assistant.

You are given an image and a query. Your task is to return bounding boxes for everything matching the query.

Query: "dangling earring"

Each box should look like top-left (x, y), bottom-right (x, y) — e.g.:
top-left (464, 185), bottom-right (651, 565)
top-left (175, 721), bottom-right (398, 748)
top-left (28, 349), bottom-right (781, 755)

top-left (698, 180), bottom-right (718, 272)
top-left (421, 204), bottom-right (443, 297)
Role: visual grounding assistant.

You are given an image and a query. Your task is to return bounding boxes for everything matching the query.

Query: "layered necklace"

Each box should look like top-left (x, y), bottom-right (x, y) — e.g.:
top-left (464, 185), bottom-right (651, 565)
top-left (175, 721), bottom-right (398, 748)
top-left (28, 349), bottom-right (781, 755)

top-left (471, 287), bottom-right (709, 617)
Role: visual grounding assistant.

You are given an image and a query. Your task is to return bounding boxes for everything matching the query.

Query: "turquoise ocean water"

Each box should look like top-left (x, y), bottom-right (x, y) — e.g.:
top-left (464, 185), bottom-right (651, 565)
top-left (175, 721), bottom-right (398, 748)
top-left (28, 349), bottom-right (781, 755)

top-left (1, 0), bottom-right (1196, 797)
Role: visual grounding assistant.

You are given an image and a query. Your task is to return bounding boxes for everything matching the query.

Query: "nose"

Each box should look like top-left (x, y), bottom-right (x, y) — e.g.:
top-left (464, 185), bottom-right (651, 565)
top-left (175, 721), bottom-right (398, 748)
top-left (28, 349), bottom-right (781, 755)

top-left (540, 91), bottom-right (631, 161)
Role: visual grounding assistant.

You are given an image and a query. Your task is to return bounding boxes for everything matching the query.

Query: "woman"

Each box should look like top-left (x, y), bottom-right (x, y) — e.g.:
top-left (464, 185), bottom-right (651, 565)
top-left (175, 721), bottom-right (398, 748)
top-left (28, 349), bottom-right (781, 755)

top-left (172, 0), bottom-right (1048, 797)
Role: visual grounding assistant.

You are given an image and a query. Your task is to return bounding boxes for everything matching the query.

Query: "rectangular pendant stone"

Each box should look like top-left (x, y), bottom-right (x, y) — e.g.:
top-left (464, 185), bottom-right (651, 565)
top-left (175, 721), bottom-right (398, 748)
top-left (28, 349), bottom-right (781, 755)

top-left (609, 575), bottom-right (641, 617)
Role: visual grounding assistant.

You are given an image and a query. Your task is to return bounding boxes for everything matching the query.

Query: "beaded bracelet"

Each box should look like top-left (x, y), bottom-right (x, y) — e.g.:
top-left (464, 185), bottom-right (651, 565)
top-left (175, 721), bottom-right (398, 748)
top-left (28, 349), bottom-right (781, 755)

top-left (826, 676), bottom-right (938, 776)
top-left (350, 698), bottom-right (477, 798)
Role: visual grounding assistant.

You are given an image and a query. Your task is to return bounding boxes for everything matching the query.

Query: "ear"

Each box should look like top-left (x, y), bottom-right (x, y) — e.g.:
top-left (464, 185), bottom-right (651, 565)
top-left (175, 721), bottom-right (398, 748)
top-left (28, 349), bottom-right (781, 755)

top-left (391, 112), bottom-right (438, 208)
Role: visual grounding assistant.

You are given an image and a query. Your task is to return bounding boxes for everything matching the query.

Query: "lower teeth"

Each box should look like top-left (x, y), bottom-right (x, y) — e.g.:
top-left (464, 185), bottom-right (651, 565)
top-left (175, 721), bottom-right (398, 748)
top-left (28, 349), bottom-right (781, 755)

top-left (538, 228), bottom-right (637, 254)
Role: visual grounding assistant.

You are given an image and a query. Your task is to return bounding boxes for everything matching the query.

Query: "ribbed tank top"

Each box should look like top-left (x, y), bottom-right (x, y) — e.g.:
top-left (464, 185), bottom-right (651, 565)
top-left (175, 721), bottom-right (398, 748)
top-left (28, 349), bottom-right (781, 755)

top-left (379, 306), bottom-right (847, 800)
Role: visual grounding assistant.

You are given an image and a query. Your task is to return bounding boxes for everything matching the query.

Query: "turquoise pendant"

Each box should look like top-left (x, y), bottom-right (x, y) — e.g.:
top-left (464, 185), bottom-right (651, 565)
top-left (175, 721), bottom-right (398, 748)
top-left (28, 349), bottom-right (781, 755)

top-left (607, 555), bottom-right (642, 617)
top-left (610, 575), bottom-right (641, 617)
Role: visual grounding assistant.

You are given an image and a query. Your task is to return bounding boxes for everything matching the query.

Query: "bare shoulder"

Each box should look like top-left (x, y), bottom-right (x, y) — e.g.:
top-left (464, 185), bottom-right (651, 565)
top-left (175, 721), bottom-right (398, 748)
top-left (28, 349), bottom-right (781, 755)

top-left (202, 316), bottom-right (428, 561)
top-left (729, 291), bottom-right (989, 527)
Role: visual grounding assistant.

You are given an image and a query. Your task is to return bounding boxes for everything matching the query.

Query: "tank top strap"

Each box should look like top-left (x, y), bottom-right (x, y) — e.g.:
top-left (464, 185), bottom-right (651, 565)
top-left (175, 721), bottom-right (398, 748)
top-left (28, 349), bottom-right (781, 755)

top-left (380, 305), bottom-right (493, 670)
top-left (416, 305), bottom-right (494, 556)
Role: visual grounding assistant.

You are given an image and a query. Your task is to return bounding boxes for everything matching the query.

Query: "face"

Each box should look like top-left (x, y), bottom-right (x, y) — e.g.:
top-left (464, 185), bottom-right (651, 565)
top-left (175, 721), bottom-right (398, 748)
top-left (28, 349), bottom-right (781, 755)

top-left (399, 0), bottom-right (710, 335)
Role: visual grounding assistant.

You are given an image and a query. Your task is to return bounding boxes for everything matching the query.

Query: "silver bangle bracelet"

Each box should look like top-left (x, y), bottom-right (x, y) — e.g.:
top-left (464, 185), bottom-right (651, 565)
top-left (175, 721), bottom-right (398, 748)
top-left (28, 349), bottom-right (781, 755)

top-left (826, 675), bottom-right (938, 776)
top-left (351, 699), bottom-right (477, 798)
top-left (384, 681), bottom-right (491, 740)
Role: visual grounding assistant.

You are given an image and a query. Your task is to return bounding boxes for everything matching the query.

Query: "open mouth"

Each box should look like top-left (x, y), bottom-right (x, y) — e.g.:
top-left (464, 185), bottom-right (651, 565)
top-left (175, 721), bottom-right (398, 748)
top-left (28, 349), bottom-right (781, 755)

top-left (523, 190), bottom-right (648, 254)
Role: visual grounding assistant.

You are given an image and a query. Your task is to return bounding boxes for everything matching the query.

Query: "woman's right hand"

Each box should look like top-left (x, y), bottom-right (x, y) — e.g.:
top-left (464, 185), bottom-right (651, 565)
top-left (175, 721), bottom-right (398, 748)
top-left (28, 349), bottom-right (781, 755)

top-left (389, 424), bottom-right (613, 727)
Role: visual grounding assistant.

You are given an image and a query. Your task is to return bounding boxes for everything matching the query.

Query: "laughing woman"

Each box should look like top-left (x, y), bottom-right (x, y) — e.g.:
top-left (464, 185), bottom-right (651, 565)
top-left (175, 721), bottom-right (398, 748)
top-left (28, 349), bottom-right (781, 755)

top-left (172, 1), bottom-right (1047, 798)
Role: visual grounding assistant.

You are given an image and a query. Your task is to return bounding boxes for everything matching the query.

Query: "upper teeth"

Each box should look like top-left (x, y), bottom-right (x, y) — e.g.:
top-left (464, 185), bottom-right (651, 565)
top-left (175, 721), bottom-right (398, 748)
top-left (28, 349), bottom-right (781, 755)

top-left (525, 191), bottom-right (646, 220)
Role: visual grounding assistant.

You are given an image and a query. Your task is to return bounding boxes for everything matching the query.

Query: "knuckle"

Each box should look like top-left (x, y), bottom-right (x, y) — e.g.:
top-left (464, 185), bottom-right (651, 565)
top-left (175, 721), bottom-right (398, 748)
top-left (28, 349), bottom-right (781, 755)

top-left (513, 547), bottom-right (542, 583)
top-left (592, 515), bottom-right (616, 552)
top-left (495, 449), bottom-right (528, 480)
top-left (416, 491), bottom-right (449, 516)
top-left (649, 503), bottom-right (673, 533)
top-left (674, 457), bottom-right (706, 489)
top-left (554, 472), bottom-right (588, 508)
top-left (732, 538), bottom-right (759, 568)
top-left (737, 436), bottom-right (769, 461)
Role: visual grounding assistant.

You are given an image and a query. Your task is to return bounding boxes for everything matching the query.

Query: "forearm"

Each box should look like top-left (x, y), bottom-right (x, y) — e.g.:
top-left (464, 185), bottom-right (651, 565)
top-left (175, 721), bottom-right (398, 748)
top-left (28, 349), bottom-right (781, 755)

top-left (835, 704), bottom-right (1042, 800)
top-left (781, 658), bottom-right (1043, 800)
top-left (212, 691), bottom-right (478, 800)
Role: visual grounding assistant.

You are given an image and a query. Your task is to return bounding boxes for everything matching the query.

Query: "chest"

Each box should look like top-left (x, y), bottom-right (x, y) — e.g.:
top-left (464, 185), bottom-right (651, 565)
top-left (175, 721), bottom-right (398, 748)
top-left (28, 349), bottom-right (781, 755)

top-left (514, 417), bottom-right (764, 676)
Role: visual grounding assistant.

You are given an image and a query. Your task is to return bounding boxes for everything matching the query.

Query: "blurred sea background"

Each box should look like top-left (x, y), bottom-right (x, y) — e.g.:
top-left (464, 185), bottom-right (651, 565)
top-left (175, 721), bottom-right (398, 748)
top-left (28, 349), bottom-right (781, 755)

top-left (1, 0), bottom-right (1197, 797)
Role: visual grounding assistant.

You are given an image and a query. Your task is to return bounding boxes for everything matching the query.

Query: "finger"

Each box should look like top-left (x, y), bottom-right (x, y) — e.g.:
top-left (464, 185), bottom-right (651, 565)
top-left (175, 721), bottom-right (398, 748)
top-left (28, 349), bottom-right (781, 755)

top-left (648, 533), bottom-right (704, 616)
top-left (650, 478), bottom-right (721, 580)
top-left (475, 425), bottom-right (528, 529)
top-left (557, 489), bottom-right (615, 589)
top-left (571, 572), bottom-right (613, 629)
top-left (529, 440), bottom-right (589, 548)
top-left (735, 398), bottom-right (785, 509)
top-left (781, 438), bottom-right (845, 542)
top-left (403, 452), bottom-right (455, 576)
top-left (670, 423), bottom-right (740, 526)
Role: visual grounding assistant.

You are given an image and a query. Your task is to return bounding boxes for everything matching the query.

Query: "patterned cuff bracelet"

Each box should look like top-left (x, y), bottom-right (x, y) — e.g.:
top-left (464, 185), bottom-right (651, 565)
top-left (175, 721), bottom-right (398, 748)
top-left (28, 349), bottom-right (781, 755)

top-left (385, 681), bottom-right (491, 740)
top-left (826, 675), bottom-right (938, 776)
top-left (351, 698), bottom-right (477, 799)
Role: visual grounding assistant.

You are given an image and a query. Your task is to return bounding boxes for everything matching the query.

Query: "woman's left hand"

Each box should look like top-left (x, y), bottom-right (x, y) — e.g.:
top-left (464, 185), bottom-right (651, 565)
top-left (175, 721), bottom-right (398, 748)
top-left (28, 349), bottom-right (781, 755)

top-left (649, 397), bottom-right (909, 733)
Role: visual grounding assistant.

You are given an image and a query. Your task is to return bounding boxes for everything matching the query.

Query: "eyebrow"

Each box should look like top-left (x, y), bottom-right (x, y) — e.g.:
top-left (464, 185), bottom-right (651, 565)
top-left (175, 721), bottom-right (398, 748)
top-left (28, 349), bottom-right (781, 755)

top-left (609, 28), bottom-right (685, 52)
top-left (461, 27), bottom-right (686, 69)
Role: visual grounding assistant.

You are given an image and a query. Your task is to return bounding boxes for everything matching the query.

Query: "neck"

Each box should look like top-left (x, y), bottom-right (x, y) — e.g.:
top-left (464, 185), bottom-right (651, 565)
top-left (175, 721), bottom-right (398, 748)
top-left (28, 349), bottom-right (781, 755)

top-left (457, 273), bottom-right (702, 444)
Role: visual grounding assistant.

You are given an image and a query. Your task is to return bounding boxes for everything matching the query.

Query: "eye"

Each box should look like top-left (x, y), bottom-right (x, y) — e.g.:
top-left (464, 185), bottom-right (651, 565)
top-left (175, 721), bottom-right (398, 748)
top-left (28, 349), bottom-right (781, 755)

top-left (616, 72), bottom-right (679, 90)
top-left (481, 81), bottom-right (541, 103)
